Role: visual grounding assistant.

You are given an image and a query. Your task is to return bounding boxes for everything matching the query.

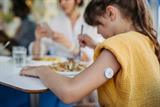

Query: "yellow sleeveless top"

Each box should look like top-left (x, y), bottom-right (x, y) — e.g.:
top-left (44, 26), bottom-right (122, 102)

top-left (94, 31), bottom-right (160, 107)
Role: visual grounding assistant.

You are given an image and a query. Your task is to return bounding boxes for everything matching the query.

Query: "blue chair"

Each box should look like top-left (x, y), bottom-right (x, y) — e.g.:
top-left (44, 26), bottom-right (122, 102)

top-left (0, 85), bottom-right (30, 107)
top-left (39, 91), bottom-right (73, 107)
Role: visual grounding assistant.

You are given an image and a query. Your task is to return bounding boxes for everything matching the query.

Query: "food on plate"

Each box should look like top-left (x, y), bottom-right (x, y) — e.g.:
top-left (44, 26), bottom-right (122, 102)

top-left (33, 56), bottom-right (62, 63)
top-left (49, 60), bottom-right (86, 72)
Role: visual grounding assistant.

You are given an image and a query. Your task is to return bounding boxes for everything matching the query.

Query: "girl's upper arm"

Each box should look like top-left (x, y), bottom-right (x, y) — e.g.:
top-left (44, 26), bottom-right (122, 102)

top-left (70, 49), bottom-right (120, 99)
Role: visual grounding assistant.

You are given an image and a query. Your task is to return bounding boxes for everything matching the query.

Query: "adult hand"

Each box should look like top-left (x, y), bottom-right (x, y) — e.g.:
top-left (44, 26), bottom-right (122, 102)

top-left (35, 23), bottom-right (53, 40)
top-left (78, 34), bottom-right (97, 49)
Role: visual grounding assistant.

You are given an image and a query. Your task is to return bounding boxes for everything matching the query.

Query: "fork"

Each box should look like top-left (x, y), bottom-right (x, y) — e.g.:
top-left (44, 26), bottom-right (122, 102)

top-left (78, 24), bottom-right (84, 60)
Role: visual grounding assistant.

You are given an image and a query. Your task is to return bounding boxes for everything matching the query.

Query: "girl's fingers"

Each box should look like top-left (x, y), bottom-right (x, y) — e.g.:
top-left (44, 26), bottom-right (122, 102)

top-left (22, 66), bottom-right (32, 71)
top-left (21, 66), bottom-right (35, 75)
top-left (21, 69), bottom-right (39, 78)
top-left (79, 40), bottom-right (86, 47)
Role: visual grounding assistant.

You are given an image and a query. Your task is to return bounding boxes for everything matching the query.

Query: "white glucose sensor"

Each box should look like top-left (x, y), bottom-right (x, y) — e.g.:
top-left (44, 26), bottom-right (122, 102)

top-left (104, 68), bottom-right (114, 79)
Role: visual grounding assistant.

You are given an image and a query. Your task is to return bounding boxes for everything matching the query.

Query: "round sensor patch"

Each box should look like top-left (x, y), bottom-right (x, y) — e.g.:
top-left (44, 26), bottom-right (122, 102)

top-left (104, 68), bottom-right (114, 79)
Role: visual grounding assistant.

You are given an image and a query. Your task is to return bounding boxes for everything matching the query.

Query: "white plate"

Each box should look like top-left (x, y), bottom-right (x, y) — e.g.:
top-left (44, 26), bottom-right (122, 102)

top-left (27, 56), bottom-right (67, 66)
top-left (27, 60), bottom-right (53, 66)
top-left (57, 71), bottom-right (80, 77)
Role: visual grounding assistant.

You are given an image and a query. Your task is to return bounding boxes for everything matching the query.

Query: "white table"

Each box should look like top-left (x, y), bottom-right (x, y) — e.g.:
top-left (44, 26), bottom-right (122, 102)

top-left (0, 56), bottom-right (51, 107)
top-left (0, 56), bottom-right (82, 107)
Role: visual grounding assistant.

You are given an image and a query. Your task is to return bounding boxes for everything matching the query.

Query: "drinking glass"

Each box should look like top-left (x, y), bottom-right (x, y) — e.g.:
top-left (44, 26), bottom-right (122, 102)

top-left (12, 46), bottom-right (27, 67)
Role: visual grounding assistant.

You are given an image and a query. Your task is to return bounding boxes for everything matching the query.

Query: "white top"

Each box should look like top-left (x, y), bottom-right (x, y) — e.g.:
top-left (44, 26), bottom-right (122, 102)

top-left (29, 12), bottom-right (103, 62)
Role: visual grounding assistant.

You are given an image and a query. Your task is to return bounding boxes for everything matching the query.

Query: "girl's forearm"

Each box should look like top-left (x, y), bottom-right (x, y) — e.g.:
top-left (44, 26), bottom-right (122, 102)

top-left (49, 31), bottom-right (72, 49)
top-left (53, 34), bottom-right (72, 49)
top-left (36, 69), bottom-right (76, 103)
top-left (58, 36), bottom-right (72, 49)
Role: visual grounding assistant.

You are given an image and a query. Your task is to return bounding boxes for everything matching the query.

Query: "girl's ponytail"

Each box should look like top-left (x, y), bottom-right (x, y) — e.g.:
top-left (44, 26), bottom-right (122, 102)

top-left (134, 0), bottom-right (160, 63)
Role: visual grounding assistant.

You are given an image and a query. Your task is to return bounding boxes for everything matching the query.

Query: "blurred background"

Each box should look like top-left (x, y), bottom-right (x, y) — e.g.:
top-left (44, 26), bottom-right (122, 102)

top-left (0, 0), bottom-right (159, 38)
top-left (0, 0), bottom-right (90, 38)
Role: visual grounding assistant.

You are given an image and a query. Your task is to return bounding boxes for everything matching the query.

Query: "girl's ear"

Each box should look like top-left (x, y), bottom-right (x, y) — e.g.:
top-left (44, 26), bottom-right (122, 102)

top-left (105, 6), bottom-right (116, 21)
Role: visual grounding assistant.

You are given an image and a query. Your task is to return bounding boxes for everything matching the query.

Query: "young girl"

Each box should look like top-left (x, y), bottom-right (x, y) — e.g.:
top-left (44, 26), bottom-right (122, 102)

top-left (21, 0), bottom-right (160, 107)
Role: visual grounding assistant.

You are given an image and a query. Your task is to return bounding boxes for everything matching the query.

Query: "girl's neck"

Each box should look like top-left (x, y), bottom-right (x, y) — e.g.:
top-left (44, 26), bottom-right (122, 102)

top-left (115, 19), bottom-right (136, 35)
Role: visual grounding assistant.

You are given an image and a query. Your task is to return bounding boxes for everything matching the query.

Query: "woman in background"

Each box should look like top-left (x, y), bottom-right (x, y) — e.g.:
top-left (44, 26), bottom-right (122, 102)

top-left (30, 0), bottom-right (103, 62)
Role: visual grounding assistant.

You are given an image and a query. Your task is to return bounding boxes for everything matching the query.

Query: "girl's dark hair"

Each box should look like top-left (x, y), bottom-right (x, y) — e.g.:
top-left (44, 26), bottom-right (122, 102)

top-left (84, 0), bottom-right (160, 63)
